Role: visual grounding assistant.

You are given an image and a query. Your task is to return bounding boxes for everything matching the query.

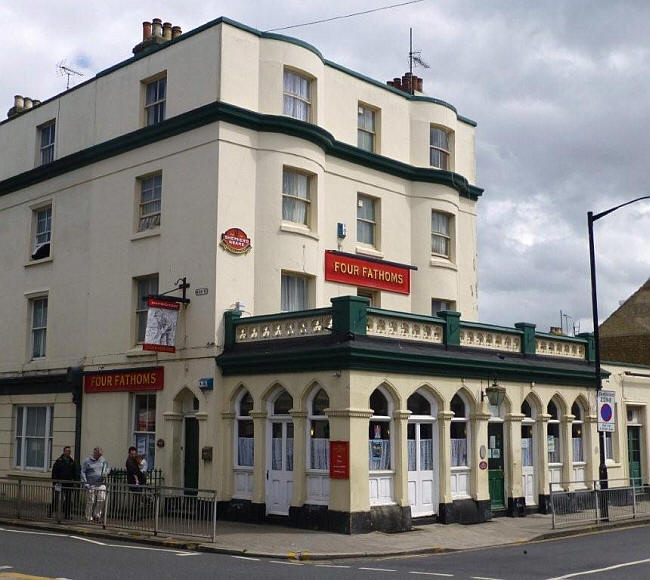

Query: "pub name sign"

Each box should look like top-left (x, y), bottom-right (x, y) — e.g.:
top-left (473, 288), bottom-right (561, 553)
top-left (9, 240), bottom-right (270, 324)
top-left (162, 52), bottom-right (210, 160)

top-left (84, 367), bottom-right (164, 393)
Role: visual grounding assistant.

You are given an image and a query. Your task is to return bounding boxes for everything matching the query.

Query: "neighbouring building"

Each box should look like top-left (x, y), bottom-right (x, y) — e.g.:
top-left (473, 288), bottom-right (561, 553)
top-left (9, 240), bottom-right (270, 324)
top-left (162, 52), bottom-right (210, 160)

top-left (0, 16), bottom-right (648, 534)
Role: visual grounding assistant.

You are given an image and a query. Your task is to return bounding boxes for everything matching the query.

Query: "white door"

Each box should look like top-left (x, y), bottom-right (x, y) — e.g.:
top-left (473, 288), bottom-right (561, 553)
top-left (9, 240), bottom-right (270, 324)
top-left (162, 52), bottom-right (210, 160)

top-left (521, 421), bottom-right (536, 506)
top-left (407, 421), bottom-right (438, 517)
top-left (267, 420), bottom-right (293, 515)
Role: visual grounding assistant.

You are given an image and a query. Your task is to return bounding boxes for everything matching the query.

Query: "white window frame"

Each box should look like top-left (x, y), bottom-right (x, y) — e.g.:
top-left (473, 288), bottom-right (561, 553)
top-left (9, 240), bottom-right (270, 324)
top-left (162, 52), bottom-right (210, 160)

top-left (283, 69), bottom-right (312, 122)
top-left (31, 204), bottom-right (53, 260)
top-left (233, 390), bottom-right (254, 500)
top-left (431, 211), bottom-right (451, 258)
top-left (571, 402), bottom-right (585, 463)
top-left (306, 387), bottom-right (330, 505)
top-left (281, 272), bottom-right (310, 312)
top-left (547, 400), bottom-right (562, 465)
top-left (138, 174), bottom-right (162, 232)
top-left (133, 394), bottom-right (156, 469)
top-left (357, 103), bottom-right (377, 152)
top-left (282, 168), bottom-right (311, 226)
top-left (235, 390), bottom-right (254, 468)
top-left (450, 392), bottom-right (471, 499)
top-left (430, 126), bottom-right (450, 170)
top-left (135, 275), bottom-right (159, 344)
top-left (357, 194), bottom-right (378, 247)
top-left (144, 75), bottom-right (167, 126)
top-left (431, 298), bottom-right (454, 316)
top-left (14, 405), bottom-right (54, 471)
top-left (30, 297), bottom-right (48, 359)
top-left (369, 386), bottom-right (395, 506)
top-left (39, 121), bottom-right (56, 166)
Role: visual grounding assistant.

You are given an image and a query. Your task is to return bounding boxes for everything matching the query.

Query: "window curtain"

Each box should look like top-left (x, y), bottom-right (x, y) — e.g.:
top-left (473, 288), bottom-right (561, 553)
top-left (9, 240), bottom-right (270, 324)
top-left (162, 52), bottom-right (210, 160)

top-left (451, 438), bottom-right (467, 467)
top-left (282, 171), bottom-right (309, 224)
top-left (522, 438), bottom-right (533, 467)
top-left (238, 437), bottom-right (254, 467)
top-left (420, 439), bottom-right (433, 471)
top-left (572, 437), bottom-right (584, 462)
top-left (286, 437), bottom-right (294, 472)
top-left (431, 212), bottom-right (450, 255)
top-left (368, 439), bottom-right (391, 470)
top-left (548, 435), bottom-right (561, 463)
top-left (283, 71), bottom-right (310, 122)
top-left (310, 438), bottom-right (329, 470)
top-left (272, 437), bottom-right (283, 470)
top-left (281, 275), bottom-right (308, 312)
top-left (407, 440), bottom-right (416, 471)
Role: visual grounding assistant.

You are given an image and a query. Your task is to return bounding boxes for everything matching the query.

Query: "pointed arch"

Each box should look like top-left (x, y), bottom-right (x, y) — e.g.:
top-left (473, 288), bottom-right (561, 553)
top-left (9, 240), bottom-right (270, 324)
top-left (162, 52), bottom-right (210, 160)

top-left (299, 379), bottom-right (326, 411)
top-left (409, 383), bottom-right (444, 411)
top-left (572, 393), bottom-right (591, 416)
top-left (547, 392), bottom-right (568, 416)
top-left (451, 385), bottom-right (476, 414)
top-left (229, 382), bottom-right (252, 411)
top-left (522, 390), bottom-right (543, 416)
top-left (172, 385), bottom-right (199, 413)
top-left (260, 381), bottom-right (291, 406)
top-left (373, 379), bottom-right (401, 409)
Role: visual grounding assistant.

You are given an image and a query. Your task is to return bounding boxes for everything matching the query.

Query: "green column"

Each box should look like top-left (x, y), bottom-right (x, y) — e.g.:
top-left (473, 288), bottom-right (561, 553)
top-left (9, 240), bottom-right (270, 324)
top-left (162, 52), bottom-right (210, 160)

top-left (438, 311), bottom-right (461, 347)
top-left (331, 295), bottom-right (369, 337)
top-left (515, 322), bottom-right (536, 355)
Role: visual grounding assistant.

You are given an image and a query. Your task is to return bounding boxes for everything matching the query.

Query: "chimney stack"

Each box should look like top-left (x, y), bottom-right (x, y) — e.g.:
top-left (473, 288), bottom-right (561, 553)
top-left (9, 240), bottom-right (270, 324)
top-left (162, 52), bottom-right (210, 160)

top-left (386, 71), bottom-right (424, 95)
top-left (7, 94), bottom-right (42, 119)
top-left (134, 18), bottom-right (182, 55)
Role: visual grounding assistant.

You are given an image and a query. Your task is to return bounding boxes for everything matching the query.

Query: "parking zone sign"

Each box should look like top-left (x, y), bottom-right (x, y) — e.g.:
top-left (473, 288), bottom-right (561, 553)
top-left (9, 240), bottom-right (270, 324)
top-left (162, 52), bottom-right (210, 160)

top-left (598, 390), bottom-right (616, 432)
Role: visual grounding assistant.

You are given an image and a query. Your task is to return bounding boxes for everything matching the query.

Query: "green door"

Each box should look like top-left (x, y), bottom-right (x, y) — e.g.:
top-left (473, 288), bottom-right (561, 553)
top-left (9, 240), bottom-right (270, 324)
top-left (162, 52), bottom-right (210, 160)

top-left (628, 426), bottom-right (642, 487)
top-left (184, 417), bottom-right (199, 492)
top-left (488, 422), bottom-right (505, 509)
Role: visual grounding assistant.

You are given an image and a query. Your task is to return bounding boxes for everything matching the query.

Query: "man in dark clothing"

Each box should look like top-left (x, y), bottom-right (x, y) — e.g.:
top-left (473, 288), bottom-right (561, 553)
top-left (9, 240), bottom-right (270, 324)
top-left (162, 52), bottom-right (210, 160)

top-left (126, 446), bottom-right (147, 519)
top-left (51, 446), bottom-right (79, 519)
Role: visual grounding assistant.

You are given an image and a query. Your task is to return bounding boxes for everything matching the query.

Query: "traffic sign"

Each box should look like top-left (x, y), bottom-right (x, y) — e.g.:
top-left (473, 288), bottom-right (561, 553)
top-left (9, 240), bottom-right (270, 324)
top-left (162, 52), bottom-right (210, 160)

top-left (598, 390), bottom-right (616, 432)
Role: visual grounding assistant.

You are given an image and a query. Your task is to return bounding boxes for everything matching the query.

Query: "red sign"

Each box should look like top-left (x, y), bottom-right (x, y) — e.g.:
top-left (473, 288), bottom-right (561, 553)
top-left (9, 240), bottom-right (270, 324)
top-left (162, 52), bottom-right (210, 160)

top-left (329, 440), bottom-right (350, 479)
top-left (479, 460), bottom-right (488, 470)
top-left (84, 367), bottom-right (164, 393)
top-left (220, 228), bottom-right (251, 254)
top-left (324, 251), bottom-right (412, 294)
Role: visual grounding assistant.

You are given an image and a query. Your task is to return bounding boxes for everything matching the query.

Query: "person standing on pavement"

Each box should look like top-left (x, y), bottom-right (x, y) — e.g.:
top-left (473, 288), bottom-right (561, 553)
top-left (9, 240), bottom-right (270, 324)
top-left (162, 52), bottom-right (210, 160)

top-left (51, 445), bottom-right (79, 519)
top-left (81, 447), bottom-right (109, 523)
top-left (126, 446), bottom-right (147, 520)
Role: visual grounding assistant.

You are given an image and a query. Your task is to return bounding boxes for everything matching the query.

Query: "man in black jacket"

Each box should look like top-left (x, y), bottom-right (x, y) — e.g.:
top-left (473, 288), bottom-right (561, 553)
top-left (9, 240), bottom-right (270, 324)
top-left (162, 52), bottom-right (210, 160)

top-left (51, 446), bottom-right (79, 519)
top-left (126, 446), bottom-right (147, 519)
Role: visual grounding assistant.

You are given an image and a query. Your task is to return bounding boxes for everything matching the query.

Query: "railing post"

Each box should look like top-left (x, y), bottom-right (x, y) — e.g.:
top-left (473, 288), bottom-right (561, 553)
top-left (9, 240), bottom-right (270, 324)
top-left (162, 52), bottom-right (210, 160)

top-left (16, 479), bottom-right (22, 519)
top-left (632, 479), bottom-right (637, 519)
top-left (154, 491), bottom-right (160, 536)
top-left (212, 491), bottom-right (217, 543)
top-left (595, 481), bottom-right (601, 523)
top-left (102, 485), bottom-right (109, 529)
top-left (55, 483), bottom-right (63, 523)
top-left (549, 483), bottom-right (556, 529)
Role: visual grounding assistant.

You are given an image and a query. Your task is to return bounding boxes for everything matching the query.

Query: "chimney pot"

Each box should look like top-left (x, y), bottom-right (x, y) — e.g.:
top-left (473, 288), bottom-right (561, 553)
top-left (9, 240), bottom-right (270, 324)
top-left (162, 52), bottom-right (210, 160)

top-left (152, 18), bottom-right (163, 38)
top-left (162, 22), bottom-right (172, 41)
top-left (23, 97), bottom-right (33, 109)
top-left (32, 99), bottom-right (41, 106)
top-left (143, 21), bottom-right (152, 41)
top-left (14, 95), bottom-right (24, 110)
top-left (172, 25), bottom-right (182, 39)
top-left (416, 77), bottom-right (423, 92)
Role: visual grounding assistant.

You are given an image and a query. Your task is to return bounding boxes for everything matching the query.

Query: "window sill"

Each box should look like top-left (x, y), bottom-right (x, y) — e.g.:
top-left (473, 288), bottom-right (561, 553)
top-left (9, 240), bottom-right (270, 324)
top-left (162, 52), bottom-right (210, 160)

top-left (126, 346), bottom-right (157, 357)
top-left (25, 256), bottom-right (54, 267)
top-left (6, 470), bottom-right (49, 479)
top-left (429, 256), bottom-right (457, 270)
top-left (355, 245), bottom-right (384, 259)
top-left (280, 222), bottom-right (319, 240)
top-left (306, 469), bottom-right (329, 475)
top-left (234, 466), bottom-right (254, 472)
top-left (131, 229), bottom-right (161, 242)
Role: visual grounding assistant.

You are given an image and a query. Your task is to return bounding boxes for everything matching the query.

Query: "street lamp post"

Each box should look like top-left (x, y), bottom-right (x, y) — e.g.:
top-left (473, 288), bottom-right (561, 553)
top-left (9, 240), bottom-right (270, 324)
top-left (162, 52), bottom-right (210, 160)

top-left (587, 195), bottom-right (650, 491)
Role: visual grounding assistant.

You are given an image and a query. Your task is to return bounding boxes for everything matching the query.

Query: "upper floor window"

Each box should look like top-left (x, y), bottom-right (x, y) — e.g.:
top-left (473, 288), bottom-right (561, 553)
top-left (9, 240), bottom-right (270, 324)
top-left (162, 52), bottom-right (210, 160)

top-left (15, 405), bottom-right (53, 471)
top-left (431, 211), bottom-right (451, 258)
top-left (283, 70), bottom-right (312, 122)
top-left (282, 169), bottom-right (311, 226)
top-left (357, 104), bottom-right (377, 152)
top-left (138, 174), bottom-right (162, 232)
top-left (145, 76), bottom-right (166, 126)
top-left (31, 205), bottom-right (52, 260)
top-left (357, 194), bottom-right (377, 247)
top-left (30, 297), bottom-right (48, 359)
top-left (430, 127), bottom-right (450, 170)
top-left (135, 275), bottom-right (159, 343)
top-left (39, 121), bottom-right (56, 165)
top-left (281, 272), bottom-right (309, 312)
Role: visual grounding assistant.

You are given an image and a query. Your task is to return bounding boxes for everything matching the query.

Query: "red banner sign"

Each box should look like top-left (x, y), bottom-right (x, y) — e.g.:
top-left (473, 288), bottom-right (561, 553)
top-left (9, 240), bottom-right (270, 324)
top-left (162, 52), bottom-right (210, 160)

top-left (84, 367), bottom-right (164, 393)
top-left (325, 251), bottom-right (411, 294)
top-left (329, 440), bottom-right (350, 479)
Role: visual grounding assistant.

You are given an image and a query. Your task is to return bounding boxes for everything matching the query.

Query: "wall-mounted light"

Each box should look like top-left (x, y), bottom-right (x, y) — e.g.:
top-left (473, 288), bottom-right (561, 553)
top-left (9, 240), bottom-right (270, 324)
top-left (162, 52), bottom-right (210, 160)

top-left (481, 379), bottom-right (506, 408)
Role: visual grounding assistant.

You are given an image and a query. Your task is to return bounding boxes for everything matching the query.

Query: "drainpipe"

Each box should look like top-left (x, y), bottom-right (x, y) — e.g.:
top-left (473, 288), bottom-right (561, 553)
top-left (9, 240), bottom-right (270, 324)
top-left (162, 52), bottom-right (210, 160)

top-left (67, 367), bottom-right (84, 464)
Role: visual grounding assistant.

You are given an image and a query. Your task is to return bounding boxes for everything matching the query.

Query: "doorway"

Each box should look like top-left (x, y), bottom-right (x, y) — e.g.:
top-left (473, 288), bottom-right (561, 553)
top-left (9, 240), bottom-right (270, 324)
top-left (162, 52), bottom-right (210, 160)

top-left (266, 389), bottom-right (294, 515)
top-left (488, 422), bottom-right (505, 509)
top-left (184, 416), bottom-right (199, 490)
top-left (521, 399), bottom-right (537, 506)
top-left (628, 425), bottom-right (642, 487)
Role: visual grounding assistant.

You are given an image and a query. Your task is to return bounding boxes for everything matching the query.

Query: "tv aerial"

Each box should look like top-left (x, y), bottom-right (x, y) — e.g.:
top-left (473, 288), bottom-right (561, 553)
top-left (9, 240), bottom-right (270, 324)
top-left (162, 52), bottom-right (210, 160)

top-left (57, 60), bottom-right (84, 89)
top-left (408, 28), bottom-right (430, 94)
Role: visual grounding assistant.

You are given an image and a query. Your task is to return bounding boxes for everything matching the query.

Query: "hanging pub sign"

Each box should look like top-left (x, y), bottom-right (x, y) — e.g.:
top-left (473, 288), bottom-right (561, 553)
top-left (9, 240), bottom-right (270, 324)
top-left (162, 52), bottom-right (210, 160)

top-left (324, 250), bottom-right (415, 295)
top-left (143, 298), bottom-right (180, 353)
top-left (84, 367), bottom-right (164, 393)
top-left (220, 227), bottom-right (252, 254)
top-left (329, 441), bottom-right (349, 479)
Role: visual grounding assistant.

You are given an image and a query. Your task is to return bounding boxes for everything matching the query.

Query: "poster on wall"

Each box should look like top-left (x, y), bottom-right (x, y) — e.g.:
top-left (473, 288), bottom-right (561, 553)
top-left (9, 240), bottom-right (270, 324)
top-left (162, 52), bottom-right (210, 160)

top-left (143, 298), bottom-right (180, 353)
top-left (329, 441), bottom-right (349, 479)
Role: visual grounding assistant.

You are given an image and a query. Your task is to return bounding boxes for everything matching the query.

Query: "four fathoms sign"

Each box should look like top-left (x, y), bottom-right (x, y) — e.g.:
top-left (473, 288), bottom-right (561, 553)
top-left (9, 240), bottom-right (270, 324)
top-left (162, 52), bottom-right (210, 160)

top-left (84, 367), bottom-right (164, 393)
top-left (324, 250), bottom-right (415, 295)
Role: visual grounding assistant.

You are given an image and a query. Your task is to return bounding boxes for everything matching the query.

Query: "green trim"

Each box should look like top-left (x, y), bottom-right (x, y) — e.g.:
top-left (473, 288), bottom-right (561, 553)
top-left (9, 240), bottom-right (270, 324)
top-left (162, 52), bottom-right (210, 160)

top-left (460, 321), bottom-right (524, 335)
top-left (332, 295), bottom-right (368, 337)
top-left (514, 322), bottom-right (536, 355)
top-left (224, 309), bottom-right (242, 350)
top-left (0, 101), bottom-right (483, 200)
top-left (216, 339), bottom-right (599, 387)
top-left (1, 17), bottom-right (476, 130)
top-left (367, 307), bottom-right (444, 324)
top-left (438, 311), bottom-right (461, 347)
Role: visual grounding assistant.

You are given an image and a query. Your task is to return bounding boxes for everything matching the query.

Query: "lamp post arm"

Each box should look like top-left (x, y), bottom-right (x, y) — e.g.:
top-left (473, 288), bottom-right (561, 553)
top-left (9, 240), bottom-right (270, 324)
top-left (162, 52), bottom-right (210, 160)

top-left (591, 195), bottom-right (650, 222)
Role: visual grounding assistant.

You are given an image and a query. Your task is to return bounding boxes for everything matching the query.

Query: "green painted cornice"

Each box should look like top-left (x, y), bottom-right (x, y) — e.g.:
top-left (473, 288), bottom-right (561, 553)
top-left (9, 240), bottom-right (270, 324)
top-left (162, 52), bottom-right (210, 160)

top-left (216, 336), bottom-right (600, 387)
top-left (0, 101), bottom-right (483, 200)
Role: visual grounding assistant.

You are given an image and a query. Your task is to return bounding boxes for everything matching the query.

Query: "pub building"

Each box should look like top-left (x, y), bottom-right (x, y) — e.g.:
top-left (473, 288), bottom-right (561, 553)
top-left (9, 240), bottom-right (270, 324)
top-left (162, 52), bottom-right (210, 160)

top-left (1, 15), bottom-right (648, 534)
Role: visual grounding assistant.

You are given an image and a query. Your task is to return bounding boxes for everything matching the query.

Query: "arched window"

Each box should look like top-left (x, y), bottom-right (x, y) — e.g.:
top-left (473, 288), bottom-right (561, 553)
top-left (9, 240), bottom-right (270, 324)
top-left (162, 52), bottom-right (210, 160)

top-left (547, 400), bottom-right (561, 464)
top-left (407, 391), bottom-right (436, 473)
top-left (369, 388), bottom-right (392, 471)
top-left (450, 394), bottom-right (468, 467)
top-left (309, 388), bottom-right (330, 470)
top-left (236, 391), bottom-right (254, 467)
top-left (571, 402), bottom-right (584, 463)
top-left (274, 390), bottom-right (293, 415)
top-left (521, 399), bottom-right (535, 468)
top-left (407, 392), bottom-right (431, 416)
top-left (270, 389), bottom-right (293, 472)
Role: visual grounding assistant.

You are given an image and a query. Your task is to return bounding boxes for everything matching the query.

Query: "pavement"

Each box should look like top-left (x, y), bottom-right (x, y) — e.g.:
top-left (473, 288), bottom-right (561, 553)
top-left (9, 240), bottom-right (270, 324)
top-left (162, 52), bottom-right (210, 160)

top-left (1, 513), bottom-right (648, 561)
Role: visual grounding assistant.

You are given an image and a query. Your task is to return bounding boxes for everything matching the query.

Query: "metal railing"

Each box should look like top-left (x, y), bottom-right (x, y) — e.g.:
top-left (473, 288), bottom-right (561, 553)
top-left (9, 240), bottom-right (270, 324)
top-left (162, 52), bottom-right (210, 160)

top-left (550, 478), bottom-right (650, 529)
top-left (107, 468), bottom-right (165, 488)
top-left (0, 478), bottom-right (216, 541)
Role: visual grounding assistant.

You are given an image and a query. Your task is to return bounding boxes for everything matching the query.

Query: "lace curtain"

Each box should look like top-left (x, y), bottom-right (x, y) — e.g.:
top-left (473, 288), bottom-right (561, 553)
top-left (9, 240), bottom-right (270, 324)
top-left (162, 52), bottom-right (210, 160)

top-left (283, 71), bottom-right (310, 121)
top-left (238, 437), bottom-right (254, 467)
top-left (281, 275), bottom-right (308, 312)
top-left (272, 438), bottom-right (283, 470)
top-left (409, 439), bottom-right (434, 471)
top-left (572, 437), bottom-right (584, 462)
top-left (311, 438), bottom-right (329, 470)
top-left (369, 440), bottom-right (391, 470)
top-left (451, 438), bottom-right (467, 467)
top-left (548, 435), bottom-right (561, 463)
top-left (521, 438), bottom-right (533, 467)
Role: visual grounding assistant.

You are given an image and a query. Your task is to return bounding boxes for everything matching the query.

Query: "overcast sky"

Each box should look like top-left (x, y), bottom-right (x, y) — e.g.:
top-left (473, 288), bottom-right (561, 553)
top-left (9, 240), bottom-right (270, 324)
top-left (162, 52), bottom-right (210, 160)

top-left (3, 1), bottom-right (649, 333)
